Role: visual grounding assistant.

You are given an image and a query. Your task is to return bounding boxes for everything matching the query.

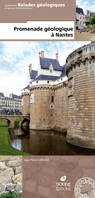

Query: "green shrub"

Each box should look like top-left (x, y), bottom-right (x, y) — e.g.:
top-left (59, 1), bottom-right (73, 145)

top-left (90, 14), bottom-right (95, 25)
top-left (14, 119), bottom-right (21, 127)
top-left (88, 24), bottom-right (95, 33)
top-left (88, 24), bottom-right (93, 29)
top-left (0, 191), bottom-right (21, 198)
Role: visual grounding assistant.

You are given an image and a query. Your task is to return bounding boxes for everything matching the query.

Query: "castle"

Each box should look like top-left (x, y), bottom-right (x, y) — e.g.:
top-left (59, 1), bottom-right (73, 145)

top-left (22, 42), bottom-right (95, 149)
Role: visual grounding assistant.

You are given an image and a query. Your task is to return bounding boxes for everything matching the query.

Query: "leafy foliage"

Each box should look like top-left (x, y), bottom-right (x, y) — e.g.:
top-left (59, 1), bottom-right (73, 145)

top-left (90, 14), bottom-right (95, 25)
top-left (14, 119), bottom-right (21, 127)
top-left (0, 191), bottom-right (21, 198)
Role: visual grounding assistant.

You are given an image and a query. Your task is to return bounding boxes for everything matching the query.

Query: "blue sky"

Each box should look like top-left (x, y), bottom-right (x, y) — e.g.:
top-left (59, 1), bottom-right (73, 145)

top-left (77, 0), bottom-right (95, 13)
top-left (0, 41), bottom-right (89, 96)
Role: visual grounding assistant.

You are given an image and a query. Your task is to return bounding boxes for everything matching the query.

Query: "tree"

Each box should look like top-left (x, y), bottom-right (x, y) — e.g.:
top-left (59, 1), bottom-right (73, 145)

top-left (90, 14), bottom-right (95, 25)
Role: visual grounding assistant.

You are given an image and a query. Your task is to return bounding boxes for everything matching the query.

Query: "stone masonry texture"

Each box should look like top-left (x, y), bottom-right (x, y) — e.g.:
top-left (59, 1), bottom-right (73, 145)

top-left (0, 156), bottom-right (22, 196)
top-left (22, 94), bottom-right (30, 115)
top-left (54, 83), bottom-right (68, 130)
top-left (66, 42), bottom-right (95, 149)
top-left (30, 86), bottom-right (55, 130)
top-left (29, 85), bottom-right (68, 130)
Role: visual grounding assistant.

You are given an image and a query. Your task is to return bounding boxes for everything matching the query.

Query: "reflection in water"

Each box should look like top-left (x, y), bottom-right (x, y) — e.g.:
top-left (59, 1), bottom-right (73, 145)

top-left (12, 139), bottom-right (22, 151)
top-left (9, 128), bottom-right (95, 155)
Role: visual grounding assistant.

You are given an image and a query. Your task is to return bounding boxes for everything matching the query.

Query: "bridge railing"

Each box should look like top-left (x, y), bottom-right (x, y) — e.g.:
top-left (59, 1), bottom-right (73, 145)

top-left (0, 115), bottom-right (29, 117)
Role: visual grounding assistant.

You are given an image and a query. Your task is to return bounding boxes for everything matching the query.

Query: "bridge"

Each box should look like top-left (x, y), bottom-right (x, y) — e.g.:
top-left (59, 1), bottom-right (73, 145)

top-left (0, 115), bottom-right (30, 128)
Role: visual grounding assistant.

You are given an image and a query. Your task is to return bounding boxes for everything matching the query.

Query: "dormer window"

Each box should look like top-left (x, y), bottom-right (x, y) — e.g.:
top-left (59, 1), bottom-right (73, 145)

top-left (49, 64), bottom-right (53, 73)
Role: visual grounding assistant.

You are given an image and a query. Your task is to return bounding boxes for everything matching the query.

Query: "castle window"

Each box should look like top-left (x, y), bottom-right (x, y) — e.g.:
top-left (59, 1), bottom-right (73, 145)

top-left (47, 81), bottom-right (49, 83)
top-left (49, 64), bottom-right (53, 73)
top-left (68, 77), bottom-right (73, 97)
top-left (30, 93), bottom-right (34, 104)
top-left (51, 96), bottom-right (54, 103)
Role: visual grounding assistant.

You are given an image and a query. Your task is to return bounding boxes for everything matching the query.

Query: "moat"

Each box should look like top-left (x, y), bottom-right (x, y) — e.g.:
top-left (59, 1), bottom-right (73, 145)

top-left (9, 128), bottom-right (95, 155)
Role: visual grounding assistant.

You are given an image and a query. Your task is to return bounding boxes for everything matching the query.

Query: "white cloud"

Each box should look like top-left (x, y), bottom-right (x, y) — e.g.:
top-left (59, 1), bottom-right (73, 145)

top-left (77, 0), bottom-right (95, 13)
top-left (0, 41), bottom-right (89, 96)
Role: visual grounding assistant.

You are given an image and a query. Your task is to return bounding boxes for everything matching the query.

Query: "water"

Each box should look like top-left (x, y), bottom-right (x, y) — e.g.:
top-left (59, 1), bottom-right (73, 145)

top-left (9, 128), bottom-right (95, 155)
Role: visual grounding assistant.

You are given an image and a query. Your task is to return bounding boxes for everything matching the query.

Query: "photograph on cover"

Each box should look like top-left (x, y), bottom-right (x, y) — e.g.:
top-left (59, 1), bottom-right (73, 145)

top-left (23, 156), bottom-right (95, 198)
top-left (76, 0), bottom-right (95, 40)
top-left (0, 41), bottom-right (95, 155)
top-left (0, 156), bottom-right (22, 197)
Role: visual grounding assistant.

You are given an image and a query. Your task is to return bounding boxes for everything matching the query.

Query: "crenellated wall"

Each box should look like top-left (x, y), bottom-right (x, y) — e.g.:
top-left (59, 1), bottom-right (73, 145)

top-left (66, 42), bottom-right (95, 149)
top-left (0, 156), bottom-right (22, 195)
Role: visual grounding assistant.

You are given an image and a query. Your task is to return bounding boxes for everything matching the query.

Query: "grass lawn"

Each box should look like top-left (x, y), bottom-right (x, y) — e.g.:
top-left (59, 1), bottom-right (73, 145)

top-left (0, 119), bottom-right (8, 127)
top-left (0, 127), bottom-right (30, 155)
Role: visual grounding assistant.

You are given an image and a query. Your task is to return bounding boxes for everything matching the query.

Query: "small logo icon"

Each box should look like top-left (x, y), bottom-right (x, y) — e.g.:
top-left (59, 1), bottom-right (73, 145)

top-left (60, 176), bottom-right (67, 182)
top-left (74, 177), bottom-right (95, 198)
top-left (56, 175), bottom-right (71, 192)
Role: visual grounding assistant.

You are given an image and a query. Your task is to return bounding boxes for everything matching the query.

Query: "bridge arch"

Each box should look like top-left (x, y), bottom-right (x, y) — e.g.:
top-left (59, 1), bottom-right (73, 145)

top-left (21, 118), bottom-right (30, 128)
top-left (0, 118), bottom-right (11, 127)
top-left (0, 115), bottom-right (30, 128)
top-left (20, 118), bottom-right (30, 135)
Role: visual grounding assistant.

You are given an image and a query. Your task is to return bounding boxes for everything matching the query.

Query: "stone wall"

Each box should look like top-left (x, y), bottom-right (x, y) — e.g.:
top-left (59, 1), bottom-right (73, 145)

top-left (54, 82), bottom-right (68, 131)
top-left (29, 83), bottom-right (68, 131)
top-left (0, 156), bottom-right (22, 196)
top-left (66, 42), bottom-right (95, 149)
top-left (22, 93), bottom-right (30, 115)
top-left (30, 86), bottom-right (55, 130)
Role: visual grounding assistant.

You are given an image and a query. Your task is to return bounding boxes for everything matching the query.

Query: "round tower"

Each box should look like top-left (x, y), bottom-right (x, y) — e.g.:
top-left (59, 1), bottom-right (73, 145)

top-left (66, 42), bottom-right (95, 149)
top-left (30, 85), bottom-right (55, 130)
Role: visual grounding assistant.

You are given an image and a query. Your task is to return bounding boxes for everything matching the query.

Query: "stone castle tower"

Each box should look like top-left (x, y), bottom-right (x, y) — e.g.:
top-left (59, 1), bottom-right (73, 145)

top-left (29, 51), bottom-right (67, 130)
top-left (22, 42), bottom-right (95, 149)
top-left (66, 41), bottom-right (95, 149)
top-left (22, 51), bottom-right (67, 131)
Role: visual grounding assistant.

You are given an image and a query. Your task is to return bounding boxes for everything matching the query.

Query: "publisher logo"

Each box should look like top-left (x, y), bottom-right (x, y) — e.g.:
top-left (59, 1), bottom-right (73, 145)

top-left (60, 176), bottom-right (67, 182)
top-left (74, 177), bottom-right (95, 198)
top-left (56, 176), bottom-right (71, 192)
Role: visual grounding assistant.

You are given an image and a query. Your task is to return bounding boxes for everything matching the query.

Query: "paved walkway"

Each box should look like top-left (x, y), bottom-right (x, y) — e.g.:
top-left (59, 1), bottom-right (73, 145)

top-left (76, 31), bottom-right (95, 41)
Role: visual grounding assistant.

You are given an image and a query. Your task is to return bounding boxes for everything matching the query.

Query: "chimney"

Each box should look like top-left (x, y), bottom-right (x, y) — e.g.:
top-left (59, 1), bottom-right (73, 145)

top-left (87, 10), bottom-right (90, 17)
top-left (40, 51), bottom-right (44, 58)
top-left (56, 53), bottom-right (59, 61)
top-left (29, 64), bottom-right (32, 73)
